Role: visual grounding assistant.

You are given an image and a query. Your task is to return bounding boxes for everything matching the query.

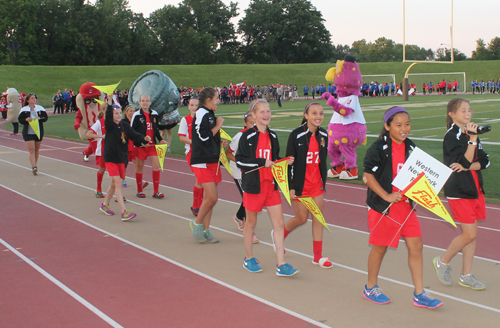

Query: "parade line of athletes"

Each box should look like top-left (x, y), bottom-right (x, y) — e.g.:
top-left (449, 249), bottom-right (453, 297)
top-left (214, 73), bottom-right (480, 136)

top-left (15, 86), bottom-right (489, 311)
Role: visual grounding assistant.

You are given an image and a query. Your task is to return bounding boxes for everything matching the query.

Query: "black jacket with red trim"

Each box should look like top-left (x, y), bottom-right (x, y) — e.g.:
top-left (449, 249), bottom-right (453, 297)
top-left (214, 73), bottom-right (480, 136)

top-left (130, 108), bottom-right (163, 147)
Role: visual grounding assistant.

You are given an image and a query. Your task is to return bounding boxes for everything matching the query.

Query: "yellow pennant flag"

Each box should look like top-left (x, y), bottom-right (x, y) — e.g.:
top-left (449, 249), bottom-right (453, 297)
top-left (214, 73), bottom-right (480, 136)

top-left (402, 172), bottom-right (456, 228)
top-left (155, 144), bottom-right (168, 171)
top-left (271, 157), bottom-right (291, 206)
top-left (93, 80), bottom-right (122, 96)
top-left (95, 99), bottom-right (105, 105)
top-left (297, 197), bottom-right (331, 232)
top-left (220, 128), bottom-right (232, 141)
top-left (219, 147), bottom-right (232, 175)
top-left (29, 120), bottom-right (40, 139)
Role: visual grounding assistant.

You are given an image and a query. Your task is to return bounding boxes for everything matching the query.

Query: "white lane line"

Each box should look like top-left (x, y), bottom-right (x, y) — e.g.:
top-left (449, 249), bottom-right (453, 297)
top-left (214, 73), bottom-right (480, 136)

top-left (0, 184), bottom-right (330, 328)
top-left (0, 236), bottom-right (123, 328)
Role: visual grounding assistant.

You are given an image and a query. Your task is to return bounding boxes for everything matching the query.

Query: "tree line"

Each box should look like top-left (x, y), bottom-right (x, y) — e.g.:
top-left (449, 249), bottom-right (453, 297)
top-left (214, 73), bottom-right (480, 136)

top-left (1, 0), bottom-right (498, 66)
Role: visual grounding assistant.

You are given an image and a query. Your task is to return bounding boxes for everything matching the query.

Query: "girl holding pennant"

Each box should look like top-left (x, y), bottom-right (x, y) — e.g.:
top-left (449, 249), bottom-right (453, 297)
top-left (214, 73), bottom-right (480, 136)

top-left (433, 98), bottom-right (490, 290)
top-left (130, 95), bottom-right (167, 199)
top-left (284, 102), bottom-right (332, 269)
top-left (235, 99), bottom-right (298, 277)
top-left (18, 93), bottom-right (48, 175)
top-left (362, 107), bottom-right (443, 309)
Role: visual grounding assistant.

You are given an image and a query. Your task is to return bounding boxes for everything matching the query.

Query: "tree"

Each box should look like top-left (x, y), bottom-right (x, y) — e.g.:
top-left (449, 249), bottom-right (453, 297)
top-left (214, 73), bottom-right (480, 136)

top-left (487, 37), bottom-right (500, 60)
top-left (238, 0), bottom-right (334, 64)
top-left (471, 38), bottom-right (492, 60)
top-left (435, 47), bottom-right (467, 61)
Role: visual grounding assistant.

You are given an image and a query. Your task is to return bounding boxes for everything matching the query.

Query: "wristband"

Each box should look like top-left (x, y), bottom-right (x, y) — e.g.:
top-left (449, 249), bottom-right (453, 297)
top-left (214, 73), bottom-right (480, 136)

top-left (468, 141), bottom-right (477, 146)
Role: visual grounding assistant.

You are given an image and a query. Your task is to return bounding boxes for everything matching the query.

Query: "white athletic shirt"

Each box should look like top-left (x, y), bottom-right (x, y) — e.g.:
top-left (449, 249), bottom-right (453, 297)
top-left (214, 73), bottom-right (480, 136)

top-left (177, 115), bottom-right (192, 155)
top-left (329, 95), bottom-right (366, 125)
top-left (228, 130), bottom-right (244, 179)
top-left (89, 119), bottom-right (105, 156)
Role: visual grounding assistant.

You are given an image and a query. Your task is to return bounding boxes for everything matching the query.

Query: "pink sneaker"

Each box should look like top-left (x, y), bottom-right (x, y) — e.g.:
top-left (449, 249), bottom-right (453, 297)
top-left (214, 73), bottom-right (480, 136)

top-left (121, 210), bottom-right (136, 221)
top-left (100, 203), bottom-right (114, 216)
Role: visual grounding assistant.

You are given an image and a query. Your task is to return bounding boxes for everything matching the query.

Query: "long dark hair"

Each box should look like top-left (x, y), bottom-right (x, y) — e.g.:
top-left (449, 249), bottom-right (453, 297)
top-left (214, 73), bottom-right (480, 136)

top-left (198, 87), bottom-right (217, 110)
top-left (378, 106), bottom-right (410, 139)
top-left (446, 98), bottom-right (469, 129)
top-left (23, 93), bottom-right (37, 107)
top-left (301, 102), bottom-right (321, 125)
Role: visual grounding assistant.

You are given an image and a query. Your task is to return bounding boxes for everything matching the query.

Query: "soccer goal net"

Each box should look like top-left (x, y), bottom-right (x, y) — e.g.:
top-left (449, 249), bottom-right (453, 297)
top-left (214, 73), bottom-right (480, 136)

top-left (362, 74), bottom-right (396, 85)
top-left (407, 72), bottom-right (466, 93)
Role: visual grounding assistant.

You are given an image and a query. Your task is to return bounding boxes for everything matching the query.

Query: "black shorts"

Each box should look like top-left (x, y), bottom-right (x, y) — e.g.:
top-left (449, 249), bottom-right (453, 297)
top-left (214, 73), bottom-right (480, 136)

top-left (24, 133), bottom-right (42, 142)
top-left (158, 122), bottom-right (178, 130)
top-left (304, 92), bottom-right (308, 96)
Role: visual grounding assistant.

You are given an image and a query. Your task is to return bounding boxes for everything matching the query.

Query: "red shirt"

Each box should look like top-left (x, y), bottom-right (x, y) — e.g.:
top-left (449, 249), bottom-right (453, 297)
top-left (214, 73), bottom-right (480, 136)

top-left (256, 131), bottom-right (273, 182)
top-left (144, 112), bottom-right (154, 145)
top-left (303, 135), bottom-right (321, 191)
top-left (392, 140), bottom-right (407, 201)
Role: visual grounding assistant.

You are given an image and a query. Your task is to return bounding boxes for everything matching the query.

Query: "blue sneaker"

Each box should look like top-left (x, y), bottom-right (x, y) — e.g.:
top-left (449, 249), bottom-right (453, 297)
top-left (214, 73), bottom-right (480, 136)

top-left (413, 291), bottom-right (443, 309)
top-left (189, 219), bottom-right (205, 243)
top-left (363, 285), bottom-right (391, 304)
top-left (122, 180), bottom-right (127, 187)
top-left (276, 263), bottom-right (299, 277)
top-left (243, 257), bottom-right (263, 273)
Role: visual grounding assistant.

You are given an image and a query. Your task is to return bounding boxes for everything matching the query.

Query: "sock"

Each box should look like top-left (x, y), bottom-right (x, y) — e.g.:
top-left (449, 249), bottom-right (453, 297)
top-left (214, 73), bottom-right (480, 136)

top-left (313, 240), bottom-right (323, 263)
top-left (461, 273), bottom-right (470, 278)
top-left (153, 170), bottom-right (160, 194)
top-left (284, 228), bottom-right (290, 239)
top-left (136, 173), bottom-right (143, 192)
top-left (96, 172), bottom-right (104, 192)
top-left (193, 186), bottom-right (203, 209)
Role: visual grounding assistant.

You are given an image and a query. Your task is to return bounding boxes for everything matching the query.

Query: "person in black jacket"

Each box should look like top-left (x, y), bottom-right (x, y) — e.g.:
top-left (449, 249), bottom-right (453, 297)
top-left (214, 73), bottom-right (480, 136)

top-left (362, 106), bottom-right (443, 308)
top-left (433, 98), bottom-right (489, 291)
top-left (18, 93), bottom-right (48, 175)
top-left (189, 87), bottom-right (224, 244)
top-left (130, 95), bottom-right (167, 199)
top-left (100, 96), bottom-right (150, 221)
top-left (235, 99), bottom-right (298, 277)
top-left (284, 102), bottom-right (332, 269)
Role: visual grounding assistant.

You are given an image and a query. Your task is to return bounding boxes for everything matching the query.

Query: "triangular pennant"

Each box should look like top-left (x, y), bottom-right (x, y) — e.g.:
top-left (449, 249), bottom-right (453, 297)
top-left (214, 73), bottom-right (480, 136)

top-left (403, 172), bottom-right (456, 227)
top-left (219, 147), bottom-right (232, 175)
top-left (95, 99), bottom-right (104, 105)
top-left (155, 144), bottom-right (168, 171)
top-left (93, 81), bottom-right (121, 97)
top-left (271, 159), bottom-right (291, 206)
top-left (28, 119), bottom-right (40, 139)
top-left (297, 196), bottom-right (331, 232)
top-left (220, 128), bottom-right (232, 141)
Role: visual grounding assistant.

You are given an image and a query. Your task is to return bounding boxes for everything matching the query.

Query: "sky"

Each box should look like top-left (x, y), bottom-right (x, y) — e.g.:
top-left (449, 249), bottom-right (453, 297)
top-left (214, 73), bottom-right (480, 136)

top-left (124, 0), bottom-right (500, 57)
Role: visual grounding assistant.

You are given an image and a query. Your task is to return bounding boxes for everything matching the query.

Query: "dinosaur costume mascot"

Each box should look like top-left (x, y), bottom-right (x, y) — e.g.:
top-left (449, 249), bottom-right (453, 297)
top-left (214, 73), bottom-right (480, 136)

top-left (321, 55), bottom-right (366, 180)
top-left (5, 88), bottom-right (22, 135)
top-left (74, 82), bottom-right (105, 161)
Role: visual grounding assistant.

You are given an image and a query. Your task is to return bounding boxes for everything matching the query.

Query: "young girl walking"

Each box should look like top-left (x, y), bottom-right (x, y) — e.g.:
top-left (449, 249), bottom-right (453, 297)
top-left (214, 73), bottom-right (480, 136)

top-left (131, 95), bottom-right (167, 199)
top-left (236, 99), bottom-right (299, 277)
top-left (433, 98), bottom-right (489, 290)
top-left (362, 106), bottom-right (443, 308)
top-left (284, 102), bottom-right (332, 269)
top-left (100, 97), bottom-right (150, 221)
top-left (178, 97), bottom-right (204, 216)
top-left (122, 105), bottom-right (149, 190)
top-left (86, 104), bottom-right (107, 198)
top-left (189, 87), bottom-right (224, 243)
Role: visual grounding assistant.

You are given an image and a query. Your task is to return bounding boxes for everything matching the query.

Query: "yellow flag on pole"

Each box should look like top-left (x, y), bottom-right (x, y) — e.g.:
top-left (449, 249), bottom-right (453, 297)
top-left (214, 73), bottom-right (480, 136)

top-left (219, 147), bottom-right (232, 175)
top-left (95, 99), bottom-right (105, 105)
top-left (402, 172), bottom-right (456, 228)
top-left (155, 144), bottom-right (168, 171)
top-left (29, 120), bottom-right (40, 139)
top-left (271, 157), bottom-right (291, 205)
top-left (297, 196), bottom-right (331, 232)
top-left (220, 128), bottom-right (232, 141)
top-left (93, 81), bottom-right (122, 96)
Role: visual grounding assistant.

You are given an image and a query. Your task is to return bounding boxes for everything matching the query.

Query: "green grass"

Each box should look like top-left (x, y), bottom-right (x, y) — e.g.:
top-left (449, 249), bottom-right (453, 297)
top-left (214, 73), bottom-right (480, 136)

top-left (6, 93), bottom-right (500, 203)
top-left (1, 60), bottom-right (500, 108)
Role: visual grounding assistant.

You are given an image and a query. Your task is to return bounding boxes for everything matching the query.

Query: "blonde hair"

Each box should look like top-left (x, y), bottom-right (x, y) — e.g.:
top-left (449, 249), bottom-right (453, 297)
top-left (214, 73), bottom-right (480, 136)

top-left (446, 98), bottom-right (469, 129)
top-left (249, 99), bottom-right (268, 113)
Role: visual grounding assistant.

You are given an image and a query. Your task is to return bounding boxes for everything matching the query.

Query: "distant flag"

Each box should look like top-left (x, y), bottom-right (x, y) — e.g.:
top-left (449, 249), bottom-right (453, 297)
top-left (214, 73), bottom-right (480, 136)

top-left (235, 81), bottom-right (246, 88)
top-left (155, 144), bottom-right (168, 171)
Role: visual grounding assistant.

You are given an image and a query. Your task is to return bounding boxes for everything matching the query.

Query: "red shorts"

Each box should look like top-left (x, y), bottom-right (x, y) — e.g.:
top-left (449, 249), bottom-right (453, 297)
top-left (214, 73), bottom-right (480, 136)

top-left (294, 180), bottom-right (324, 202)
top-left (135, 146), bottom-right (158, 160)
top-left (128, 148), bottom-right (136, 162)
top-left (368, 200), bottom-right (421, 248)
top-left (105, 162), bottom-right (125, 180)
top-left (186, 152), bottom-right (195, 173)
top-left (244, 180), bottom-right (282, 212)
top-left (95, 155), bottom-right (105, 168)
top-left (192, 163), bottom-right (222, 184)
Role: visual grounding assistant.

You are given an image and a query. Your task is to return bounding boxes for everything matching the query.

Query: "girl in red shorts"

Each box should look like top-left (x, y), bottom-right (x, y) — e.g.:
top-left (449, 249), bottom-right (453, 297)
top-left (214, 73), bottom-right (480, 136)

top-left (235, 99), bottom-right (299, 277)
top-left (362, 107), bottom-right (443, 308)
top-left (189, 87), bottom-right (224, 243)
top-left (178, 97), bottom-right (203, 216)
top-left (122, 105), bottom-right (149, 190)
top-left (284, 102), bottom-right (332, 269)
top-left (100, 97), bottom-right (150, 221)
top-left (433, 98), bottom-right (489, 290)
top-left (130, 95), bottom-right (167, 199)
top-left (86, 105), bottom-right (106, 198)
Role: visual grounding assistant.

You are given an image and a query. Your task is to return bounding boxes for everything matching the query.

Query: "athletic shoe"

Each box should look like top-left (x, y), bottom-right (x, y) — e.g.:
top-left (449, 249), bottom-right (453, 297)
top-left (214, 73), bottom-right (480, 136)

top-left (10, 132), bottom-right (18, 136)
top-left (83, 154), bottom-right (89, 162)
top-left (363, 285), bottom-right (391, 304)
top-left (95, 190), bottom-right (104, 198)
top-left (136, 192), bottom-right (146, 198)
top-left (243, 257), bottom-right (263, 273)
top-left (252, 232), bottom-right (259, 244)
top-left (152, 192), bottom-right (164, 199)
top-left (191, 207), bottom-right (199, 216)
top-left (203, 230), bottom-right (219, 243)
top-left (167, 147), bottom-right (171, 153)
top-left (339, 167), bottom-right (358, 180)
top-left (327, 164), bottom-right (345, 178)
top-left (32, 166), bottom-right (38, 176)
top-left (121, 210), bottom-right (136, 221)
top-left (312, 257), bottom-right (334, 269)
top-left (413, 291), bottom-right (443, 309)
top-left (115, 197), bottom-right (127, 203)
top-left (142, 181), bottom-right (149, 189)
top-left (276, 263), bottom-right (299, 277)
top-left (122, 180), bottom-right (127, 187)
top-left (190, 219), bottom-right (206, 243)
top-left (458, 274), bottom-right (486, 290)
top-left (100, 203), bottom-right (114, 216)
top-left (233, 216), bottom-right (245, 231)
top-left (432, 256), bottom-right (452, 286)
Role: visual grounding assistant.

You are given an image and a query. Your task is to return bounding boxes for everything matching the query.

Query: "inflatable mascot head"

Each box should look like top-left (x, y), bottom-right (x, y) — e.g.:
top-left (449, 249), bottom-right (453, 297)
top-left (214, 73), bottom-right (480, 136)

top-left (325, 55), bottom-right (362, 98)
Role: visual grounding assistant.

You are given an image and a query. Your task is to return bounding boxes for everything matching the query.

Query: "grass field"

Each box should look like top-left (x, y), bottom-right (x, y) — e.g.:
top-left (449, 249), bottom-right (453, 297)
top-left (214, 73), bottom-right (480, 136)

top-left (1, 60), bottom-right (500, 108)
top-left (4, 93), bottom-right (500, 202)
